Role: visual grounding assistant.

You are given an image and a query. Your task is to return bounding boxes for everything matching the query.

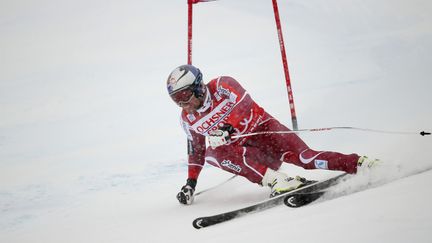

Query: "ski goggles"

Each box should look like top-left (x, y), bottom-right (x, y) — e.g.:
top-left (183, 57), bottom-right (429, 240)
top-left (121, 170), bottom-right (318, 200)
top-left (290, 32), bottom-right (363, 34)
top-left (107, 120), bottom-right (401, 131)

top-left (170, 88), bottom-right (194, 106)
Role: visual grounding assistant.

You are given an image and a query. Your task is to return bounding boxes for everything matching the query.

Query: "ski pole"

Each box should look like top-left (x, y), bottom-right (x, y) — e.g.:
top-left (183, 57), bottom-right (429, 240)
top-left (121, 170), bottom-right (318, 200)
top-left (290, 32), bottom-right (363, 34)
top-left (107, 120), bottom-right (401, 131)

top-left (195, 175), bottom-right (237, 196)
top-left (231, 127), bottom-right (431, 139)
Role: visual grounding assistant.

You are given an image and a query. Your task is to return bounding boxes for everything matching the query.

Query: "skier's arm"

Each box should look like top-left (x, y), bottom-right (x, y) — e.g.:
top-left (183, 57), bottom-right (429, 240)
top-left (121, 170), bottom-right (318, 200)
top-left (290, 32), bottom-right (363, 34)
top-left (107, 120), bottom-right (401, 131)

top-left (187, 130), bottom-right (206, 181)
top-left (177, 120), bottom-right (206, 205)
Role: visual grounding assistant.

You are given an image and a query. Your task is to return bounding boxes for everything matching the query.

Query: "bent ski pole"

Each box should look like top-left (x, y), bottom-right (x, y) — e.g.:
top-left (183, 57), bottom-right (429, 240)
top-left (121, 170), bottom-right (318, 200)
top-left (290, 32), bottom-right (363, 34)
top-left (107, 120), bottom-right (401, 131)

top-left (231, 127), bottom-right (431, 139)
top-left (195, 175), bottom-right (237, 196)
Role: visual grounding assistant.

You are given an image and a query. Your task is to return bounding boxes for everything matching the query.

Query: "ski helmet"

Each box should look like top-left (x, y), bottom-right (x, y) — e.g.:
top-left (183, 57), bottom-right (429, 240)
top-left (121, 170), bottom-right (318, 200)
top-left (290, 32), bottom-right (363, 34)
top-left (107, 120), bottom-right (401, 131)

top-left (166, 65), bottom-right (205, 105)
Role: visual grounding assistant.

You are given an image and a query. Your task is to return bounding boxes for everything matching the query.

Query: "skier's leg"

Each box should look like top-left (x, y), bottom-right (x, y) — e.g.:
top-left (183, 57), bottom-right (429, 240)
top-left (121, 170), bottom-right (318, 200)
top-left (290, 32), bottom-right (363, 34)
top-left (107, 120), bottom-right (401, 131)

top-left (248, 114), bottom-right (360, 174)
top-left (205, 145), bottom-right (268, 184)
top-left (282, 148), bottom-right (360, 173)
top-left (205, 145), bottom-right (308, 196)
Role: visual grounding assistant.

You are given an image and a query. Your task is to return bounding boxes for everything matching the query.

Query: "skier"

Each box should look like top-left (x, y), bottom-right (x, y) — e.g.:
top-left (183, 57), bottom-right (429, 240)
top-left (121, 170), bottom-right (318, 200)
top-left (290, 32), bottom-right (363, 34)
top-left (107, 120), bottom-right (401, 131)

top-left (167, 64), bottom-right (378, 205)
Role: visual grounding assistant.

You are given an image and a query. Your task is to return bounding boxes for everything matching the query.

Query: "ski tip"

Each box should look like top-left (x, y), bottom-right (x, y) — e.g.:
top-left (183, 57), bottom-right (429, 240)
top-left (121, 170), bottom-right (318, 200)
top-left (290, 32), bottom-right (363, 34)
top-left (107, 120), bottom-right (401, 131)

top-left (283, 192), bottom-right (326, 208)
top-left (284, 195), bottom-right (302, 208)
top-left (192, 218), bottom-right (204, 229)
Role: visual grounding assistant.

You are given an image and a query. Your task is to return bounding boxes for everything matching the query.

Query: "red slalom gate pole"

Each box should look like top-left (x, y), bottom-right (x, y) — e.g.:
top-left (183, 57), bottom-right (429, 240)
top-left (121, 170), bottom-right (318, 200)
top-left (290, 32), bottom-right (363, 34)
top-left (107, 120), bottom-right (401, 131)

top-left (187, 0), bottom-right (194, 65)
top-left (187, 0), bottom-right (217, 64)
top-left (272, 0), bottom-right (298, 130)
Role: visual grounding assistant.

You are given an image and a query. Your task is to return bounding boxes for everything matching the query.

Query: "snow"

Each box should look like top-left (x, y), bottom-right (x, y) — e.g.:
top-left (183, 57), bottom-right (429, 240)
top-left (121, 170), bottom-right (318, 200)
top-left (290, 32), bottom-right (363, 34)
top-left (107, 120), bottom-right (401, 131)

top-left (1, 0), bottom-right (432, 242)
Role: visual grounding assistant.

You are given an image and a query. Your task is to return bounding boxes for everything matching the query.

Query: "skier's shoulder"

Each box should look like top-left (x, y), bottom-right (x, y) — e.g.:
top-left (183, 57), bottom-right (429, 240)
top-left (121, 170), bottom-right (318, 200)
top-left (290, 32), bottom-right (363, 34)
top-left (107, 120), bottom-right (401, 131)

top-left (207, 76), bottom-right (244, 93)
top-left (213, 76), bottom-right (239, 86)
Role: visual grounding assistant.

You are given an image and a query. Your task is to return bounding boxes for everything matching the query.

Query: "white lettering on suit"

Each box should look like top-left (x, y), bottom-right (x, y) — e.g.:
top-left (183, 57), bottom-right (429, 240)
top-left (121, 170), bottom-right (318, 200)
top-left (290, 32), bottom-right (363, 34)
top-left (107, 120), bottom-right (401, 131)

top-left (190, 93), bottom-right (239, 136)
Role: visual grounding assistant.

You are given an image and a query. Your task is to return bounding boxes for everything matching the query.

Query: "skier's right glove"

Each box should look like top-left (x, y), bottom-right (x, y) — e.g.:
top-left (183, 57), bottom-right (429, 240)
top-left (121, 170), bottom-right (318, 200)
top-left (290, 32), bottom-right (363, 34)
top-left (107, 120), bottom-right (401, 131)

top-left (208, 130), bottom-right (230, 148)
top-left (208, 124), bottom-right (234, 149)
top-left (177, 179), bottom-right (197, 205)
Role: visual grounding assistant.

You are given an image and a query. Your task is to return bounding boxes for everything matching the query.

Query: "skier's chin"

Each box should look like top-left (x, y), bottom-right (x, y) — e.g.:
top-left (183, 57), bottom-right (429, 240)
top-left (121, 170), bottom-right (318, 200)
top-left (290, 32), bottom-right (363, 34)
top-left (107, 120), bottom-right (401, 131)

top-left (184, 104), bottom-right (200, 114)
top-left (184, 99), bottom-right (203, 113)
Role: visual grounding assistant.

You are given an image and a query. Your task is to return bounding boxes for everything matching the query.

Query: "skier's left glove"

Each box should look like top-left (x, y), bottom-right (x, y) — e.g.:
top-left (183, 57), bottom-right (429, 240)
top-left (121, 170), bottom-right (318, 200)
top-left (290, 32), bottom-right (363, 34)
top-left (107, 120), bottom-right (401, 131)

top-left (177, 179), bottom-right (197, 205)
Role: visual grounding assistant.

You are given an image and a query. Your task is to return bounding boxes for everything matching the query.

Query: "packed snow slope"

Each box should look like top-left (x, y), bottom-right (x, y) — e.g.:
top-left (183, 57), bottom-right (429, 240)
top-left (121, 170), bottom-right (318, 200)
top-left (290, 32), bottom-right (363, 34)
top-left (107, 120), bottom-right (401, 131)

top-left (1, 0), bottom-right (431, 242)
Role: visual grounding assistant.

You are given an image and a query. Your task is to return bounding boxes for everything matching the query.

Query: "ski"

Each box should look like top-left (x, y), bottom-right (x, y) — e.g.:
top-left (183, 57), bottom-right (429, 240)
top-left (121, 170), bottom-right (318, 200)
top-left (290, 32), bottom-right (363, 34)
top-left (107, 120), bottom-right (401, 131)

top-left (192, 172), bottom-right (349, 229)
top-left (283, 191), bottom-right (326, 208)
top-left (282, 166), bottom-right (432, 209)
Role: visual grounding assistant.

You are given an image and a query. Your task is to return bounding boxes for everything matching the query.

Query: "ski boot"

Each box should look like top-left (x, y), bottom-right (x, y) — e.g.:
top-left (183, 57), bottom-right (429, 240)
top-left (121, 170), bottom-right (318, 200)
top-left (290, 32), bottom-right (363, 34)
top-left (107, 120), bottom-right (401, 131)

top-left (261, 169), bottom-right (310, 197)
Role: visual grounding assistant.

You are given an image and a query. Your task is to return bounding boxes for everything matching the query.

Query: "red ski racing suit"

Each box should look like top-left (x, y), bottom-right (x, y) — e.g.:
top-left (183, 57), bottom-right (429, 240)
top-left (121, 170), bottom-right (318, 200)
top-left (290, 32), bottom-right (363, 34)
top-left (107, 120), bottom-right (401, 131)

top-left (181, 76), bottom-right (360, 184)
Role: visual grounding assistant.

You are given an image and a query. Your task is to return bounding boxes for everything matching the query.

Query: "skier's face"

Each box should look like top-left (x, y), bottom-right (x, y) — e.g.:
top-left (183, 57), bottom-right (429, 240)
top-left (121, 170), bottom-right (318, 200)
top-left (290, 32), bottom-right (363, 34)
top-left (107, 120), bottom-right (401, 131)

top-left (180, 95), bottom-right (202, 113)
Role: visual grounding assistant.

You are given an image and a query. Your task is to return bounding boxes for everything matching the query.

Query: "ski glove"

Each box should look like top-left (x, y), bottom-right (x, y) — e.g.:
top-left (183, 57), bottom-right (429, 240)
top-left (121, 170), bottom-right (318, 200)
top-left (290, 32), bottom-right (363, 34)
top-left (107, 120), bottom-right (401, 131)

top-left (177, 179), bottom-right (197, 205)
top-left (208, 130), bottom-right (231, 148)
